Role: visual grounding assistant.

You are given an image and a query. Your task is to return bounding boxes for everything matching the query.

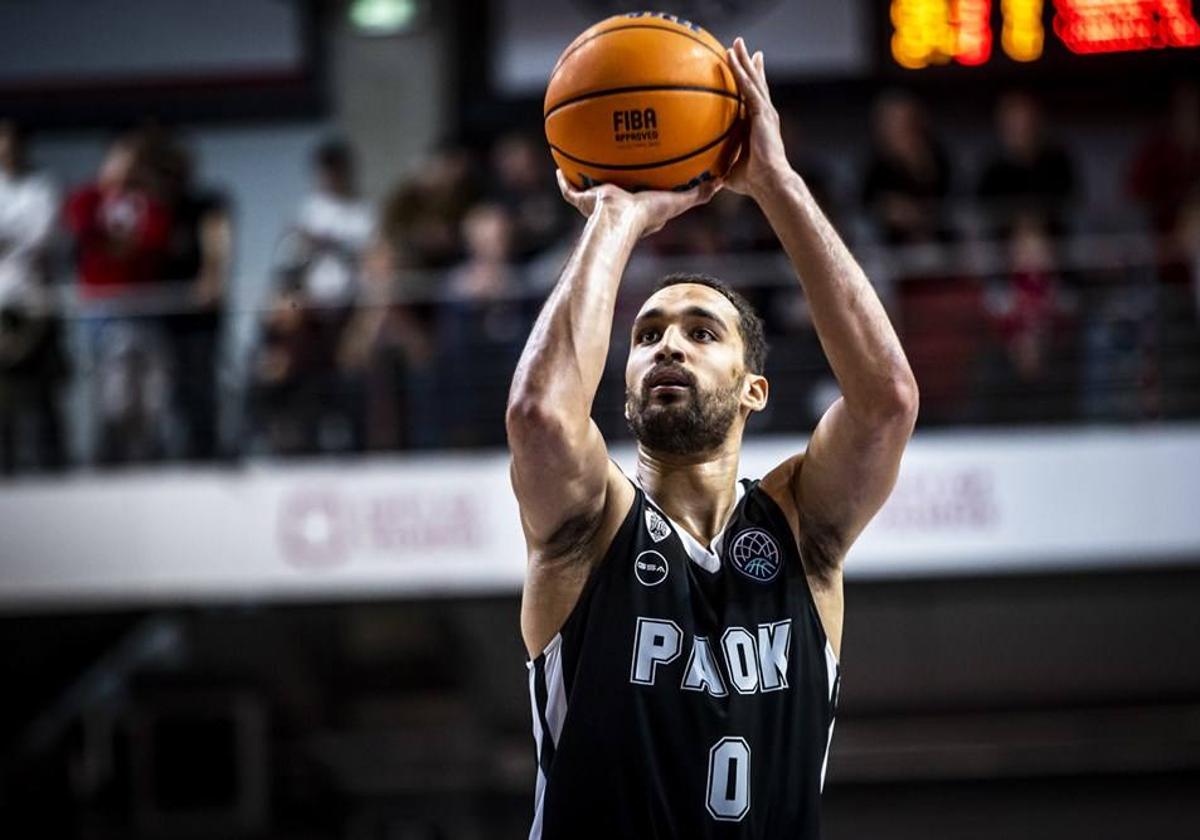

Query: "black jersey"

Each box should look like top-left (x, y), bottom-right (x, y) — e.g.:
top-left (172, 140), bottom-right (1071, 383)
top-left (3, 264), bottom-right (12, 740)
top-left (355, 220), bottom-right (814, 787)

top-left (527, 477), bottom-right (841, 840)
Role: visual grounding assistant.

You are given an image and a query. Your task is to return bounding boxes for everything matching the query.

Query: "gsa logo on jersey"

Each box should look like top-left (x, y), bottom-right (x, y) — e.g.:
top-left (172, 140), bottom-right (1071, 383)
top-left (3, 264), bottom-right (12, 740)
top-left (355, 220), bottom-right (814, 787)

top-left (729, 529), bottom-right (781, 582)
top-left (634, 550), bottom-right (669, 586)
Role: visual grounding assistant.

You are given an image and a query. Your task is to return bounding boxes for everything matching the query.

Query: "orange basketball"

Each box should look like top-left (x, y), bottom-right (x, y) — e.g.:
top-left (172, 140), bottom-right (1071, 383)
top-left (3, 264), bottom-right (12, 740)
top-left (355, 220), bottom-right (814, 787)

top-left (544, 12), bottom-right (743, 192)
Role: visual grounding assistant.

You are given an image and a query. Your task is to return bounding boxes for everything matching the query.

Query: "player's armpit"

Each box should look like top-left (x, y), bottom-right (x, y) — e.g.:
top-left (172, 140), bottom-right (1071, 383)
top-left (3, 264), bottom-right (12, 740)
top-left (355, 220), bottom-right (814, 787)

top-left (768, 391), bottom-right (916, 573)
top-left (518, 462), bottom-right (635, 658)
top-left (767, 392), bottom-right (916, 573)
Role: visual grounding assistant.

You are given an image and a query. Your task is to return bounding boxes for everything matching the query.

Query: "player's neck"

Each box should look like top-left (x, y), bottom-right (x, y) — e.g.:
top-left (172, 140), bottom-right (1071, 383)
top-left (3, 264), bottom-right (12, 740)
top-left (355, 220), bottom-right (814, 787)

top-left (635, 445), bottom-right (741, 547)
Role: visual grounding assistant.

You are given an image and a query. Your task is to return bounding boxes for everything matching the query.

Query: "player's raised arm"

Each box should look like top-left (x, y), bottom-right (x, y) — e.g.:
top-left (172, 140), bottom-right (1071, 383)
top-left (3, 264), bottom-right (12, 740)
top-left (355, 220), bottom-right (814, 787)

top-left (506, 173), bottom-right (720, 551)
top-left (725, 38), bottom-right (919, 573)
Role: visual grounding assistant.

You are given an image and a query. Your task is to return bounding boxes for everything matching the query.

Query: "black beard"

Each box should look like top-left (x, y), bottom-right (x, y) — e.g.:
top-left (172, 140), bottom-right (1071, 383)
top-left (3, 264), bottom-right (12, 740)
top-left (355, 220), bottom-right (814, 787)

top-left (626, 377), bottom-right (741, 456)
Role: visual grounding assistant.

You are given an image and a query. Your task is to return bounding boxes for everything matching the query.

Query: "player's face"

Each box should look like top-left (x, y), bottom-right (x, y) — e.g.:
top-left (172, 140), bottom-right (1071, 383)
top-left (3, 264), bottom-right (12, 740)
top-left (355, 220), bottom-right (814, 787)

top-left (625, 284), bottom-right (765, 455)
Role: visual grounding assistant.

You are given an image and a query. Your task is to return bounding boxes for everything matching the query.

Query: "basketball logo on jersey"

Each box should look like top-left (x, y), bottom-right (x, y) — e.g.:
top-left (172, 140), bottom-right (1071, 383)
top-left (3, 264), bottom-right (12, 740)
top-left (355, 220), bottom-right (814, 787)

top-left (634, 550), bottom-right (669, 586)
top-left (644, 508), bottom-right (671, 543)
top-left (729, 529), bottom-right (781, 583)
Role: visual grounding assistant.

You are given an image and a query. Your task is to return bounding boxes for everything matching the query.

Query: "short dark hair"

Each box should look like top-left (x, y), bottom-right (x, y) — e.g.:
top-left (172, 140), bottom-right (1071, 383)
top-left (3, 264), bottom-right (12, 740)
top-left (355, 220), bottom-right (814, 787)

top-left (654, 272), bottom-right (768, 374)
top-left (314, 139), bottom-right (353, 175)
top-left (0, 120), bottom-right (30, 173)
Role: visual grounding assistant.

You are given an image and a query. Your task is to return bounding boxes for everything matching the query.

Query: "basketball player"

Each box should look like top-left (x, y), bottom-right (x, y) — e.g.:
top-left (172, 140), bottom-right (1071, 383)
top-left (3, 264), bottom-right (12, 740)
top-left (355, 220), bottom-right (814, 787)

top-left (507, 38), bottom-right (918, 838)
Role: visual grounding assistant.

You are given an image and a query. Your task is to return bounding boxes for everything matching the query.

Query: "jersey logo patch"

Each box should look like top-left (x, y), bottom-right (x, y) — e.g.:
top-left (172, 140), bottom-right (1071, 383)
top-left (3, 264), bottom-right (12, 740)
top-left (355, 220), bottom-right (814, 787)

top-left (729, 529), bottom-right (781, 583)
top-left (634, 549), bottom-right (669, 587)
top-left (644, 508), bottom-right (671, 543)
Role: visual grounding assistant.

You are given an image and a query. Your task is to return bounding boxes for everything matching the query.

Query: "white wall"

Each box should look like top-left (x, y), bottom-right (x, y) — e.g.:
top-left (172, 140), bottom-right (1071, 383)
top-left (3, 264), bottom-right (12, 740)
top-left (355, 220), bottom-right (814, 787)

top-left (329, 18), bottom-right (451, 203)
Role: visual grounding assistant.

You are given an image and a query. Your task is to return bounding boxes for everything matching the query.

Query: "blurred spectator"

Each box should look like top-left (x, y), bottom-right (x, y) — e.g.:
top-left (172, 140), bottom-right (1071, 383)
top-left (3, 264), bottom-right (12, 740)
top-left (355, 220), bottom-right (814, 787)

top-left (287, 139), bottom-right (372, 308)
top-left (486, 133), bottom-right (570, 262)
top-left (65, 130), bottom-right (172, 464)
top-left (1127, 82), bottom-right (1200, 237)
top-left (152, 132), bottom-right (233, 461)
top-left (1122, 85), bottom-right (1200, 419)
top-left (338, 237), bottom-right (436, 450)
top-left (0, 121), bottom-right (66, 474)
top-left (979, 212), bottom-right (1075, 422)
top-left (1078, 263), bottom-right (1161, 423)
top-left (977, 92), bottom-right (1077, 239)
top-left (1141, 188), bottom-right (1200, 419)
top-left (863, 93), bottom-right (969, 420)
top-left (250, 141), bottom-right (371, 455)
top-left (379, 146), bottom-right (478, 270)
top-left (861, 92), bottom-right (953, 246)
top-left (437, 203), bottom-right (527, 447)
top-left (249, 276), bottom-right (327, 454)
top-left (1127, 83), bottom-right (1200, 325)
top-left (1173, 191), bottom-right (1200, 320)
top-left (65, 131), bottom-right (171, 299)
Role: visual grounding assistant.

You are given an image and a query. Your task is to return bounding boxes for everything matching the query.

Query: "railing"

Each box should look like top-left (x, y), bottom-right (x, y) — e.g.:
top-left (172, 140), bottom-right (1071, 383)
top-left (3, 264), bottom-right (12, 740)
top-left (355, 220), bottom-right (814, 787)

top-left (1, 232), bottom-right (1197, 476)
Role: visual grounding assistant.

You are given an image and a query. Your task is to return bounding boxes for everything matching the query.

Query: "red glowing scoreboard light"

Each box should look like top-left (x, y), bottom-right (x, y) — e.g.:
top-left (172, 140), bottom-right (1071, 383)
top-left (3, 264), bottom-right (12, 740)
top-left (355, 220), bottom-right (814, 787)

top-left (891, 0), bottom-right (1200, 69)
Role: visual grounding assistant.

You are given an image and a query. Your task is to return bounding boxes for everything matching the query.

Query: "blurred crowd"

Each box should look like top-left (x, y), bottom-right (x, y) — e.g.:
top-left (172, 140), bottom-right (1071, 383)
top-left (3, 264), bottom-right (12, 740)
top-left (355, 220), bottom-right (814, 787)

top-left (1, 82), bottom-right (1198, 475)
top-left (1, 124), bottom-right (231, 472)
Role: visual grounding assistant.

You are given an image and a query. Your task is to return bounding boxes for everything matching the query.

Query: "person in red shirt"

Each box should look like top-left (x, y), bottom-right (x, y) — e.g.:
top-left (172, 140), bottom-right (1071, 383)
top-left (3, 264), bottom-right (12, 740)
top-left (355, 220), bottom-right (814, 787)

top-left (65, 131), bottom-right (174, 464)
top-left (65, 132), bottom-right (171, 298)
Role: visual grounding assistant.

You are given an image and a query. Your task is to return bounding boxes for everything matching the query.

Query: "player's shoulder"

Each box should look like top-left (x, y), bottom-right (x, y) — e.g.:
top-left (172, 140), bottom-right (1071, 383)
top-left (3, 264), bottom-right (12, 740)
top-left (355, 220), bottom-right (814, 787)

top-left (756, 452), bottom-right (805, 519)
top-left (600, 459), bottom-right (639, 544)
top-left (584, 460), bottom-right (639, 560)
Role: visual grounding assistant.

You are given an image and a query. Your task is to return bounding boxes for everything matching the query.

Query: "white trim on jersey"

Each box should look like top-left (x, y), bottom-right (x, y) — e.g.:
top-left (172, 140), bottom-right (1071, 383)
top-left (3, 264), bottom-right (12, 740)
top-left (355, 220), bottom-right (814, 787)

top-left (543, 633), bottom-right (568, 745)
top-left (528, 633), bottom-right (568, 840)
top-left (527, 659), bottom-right (548, 840)
top-left (820, 638), bottom-right (840, 792)
top-left (824, 638), bottom-right (839, 699)
top-left (529, 770), bottom-right (546, 839)
top-left (634, 475), bottom-right (746, 574)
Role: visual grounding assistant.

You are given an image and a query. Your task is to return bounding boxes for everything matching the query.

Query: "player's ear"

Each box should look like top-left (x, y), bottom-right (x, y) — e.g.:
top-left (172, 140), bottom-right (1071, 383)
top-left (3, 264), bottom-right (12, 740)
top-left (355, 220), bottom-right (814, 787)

top-left (742, 372), bottom-right (768, 413)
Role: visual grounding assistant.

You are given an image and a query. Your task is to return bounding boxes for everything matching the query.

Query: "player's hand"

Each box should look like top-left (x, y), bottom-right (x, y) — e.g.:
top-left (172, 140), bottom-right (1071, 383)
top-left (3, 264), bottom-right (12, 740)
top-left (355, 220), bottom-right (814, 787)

top-left (556, 169), bottom-right (722, 238)
top-left (725, 37), bottom-right (791, 201)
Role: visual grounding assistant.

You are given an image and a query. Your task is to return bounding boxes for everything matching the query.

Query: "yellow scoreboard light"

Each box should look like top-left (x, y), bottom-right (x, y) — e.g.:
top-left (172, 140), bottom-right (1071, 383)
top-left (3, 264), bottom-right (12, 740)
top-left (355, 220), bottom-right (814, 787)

top-left (890, 0), bottom-right (1014, 67)
top-left (1004, 0), bottom-right (1046, 61)
top-left (891, 0), bottom-right (961, 68)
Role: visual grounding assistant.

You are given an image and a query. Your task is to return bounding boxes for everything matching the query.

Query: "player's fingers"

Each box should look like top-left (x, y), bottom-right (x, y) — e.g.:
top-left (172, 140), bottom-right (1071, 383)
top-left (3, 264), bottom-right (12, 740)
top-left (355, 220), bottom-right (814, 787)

top-left (731, 39), bottom-right (768, 107)
top-left (699, 177), bottom-right (723, 203)
top-left (733, 38), bottom-right (767, 100)
top-left (727, 46), bottom-right (763, 113)
top-left (753, 51), bottom-right (772, 104)
top-left (681, 177), bottom-right (722, 211)
top-left (651, 179), bottom-right (716, 220)
top-left (556, 169), bottom-right (582, 207)
top-left (747, 50), bottom-right (769, 101)
top-left (671, 181), bottom-right (718, 211)
top-left (727, 39), bottom-right (751, 88)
